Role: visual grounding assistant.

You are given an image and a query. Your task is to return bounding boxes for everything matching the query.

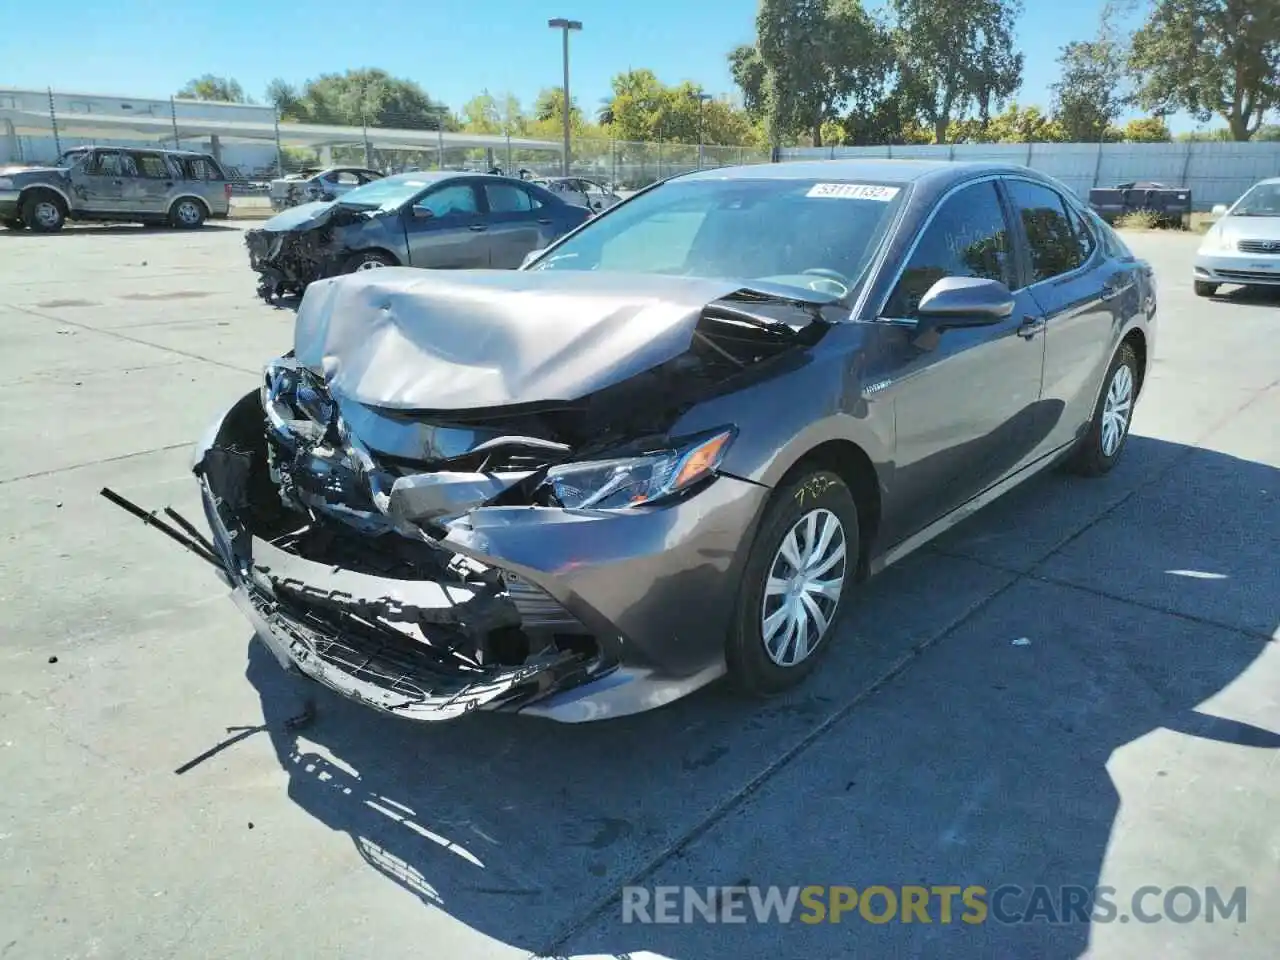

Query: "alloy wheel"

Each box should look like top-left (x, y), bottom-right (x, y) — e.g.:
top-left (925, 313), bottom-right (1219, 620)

top-left (355, 259), bottom-right (385, 271)
top-left (1101, 364), bottom-right (1133, 457)
top-left (761, 508), bottom-right (847, 667)
top-left (177, 201), bottom-right (202, 226)
top-left (34, 201), bottom-right (61, 229)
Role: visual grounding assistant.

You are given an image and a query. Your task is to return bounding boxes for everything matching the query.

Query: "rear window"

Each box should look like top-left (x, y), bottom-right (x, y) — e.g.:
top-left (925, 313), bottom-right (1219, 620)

top-left (176, 156), bottom-right (225, 181)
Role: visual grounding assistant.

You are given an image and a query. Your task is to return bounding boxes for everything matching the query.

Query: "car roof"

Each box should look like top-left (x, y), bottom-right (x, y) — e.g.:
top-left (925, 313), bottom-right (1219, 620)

top-left (677, 158), bottom-right (1041, 189)
top-left (66, 145), bottom-right (216, 159)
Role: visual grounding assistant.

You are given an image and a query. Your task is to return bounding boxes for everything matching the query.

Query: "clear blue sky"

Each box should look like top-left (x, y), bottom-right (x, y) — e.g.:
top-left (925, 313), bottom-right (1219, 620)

top-left (0, 0), bottom-right (1199, 131)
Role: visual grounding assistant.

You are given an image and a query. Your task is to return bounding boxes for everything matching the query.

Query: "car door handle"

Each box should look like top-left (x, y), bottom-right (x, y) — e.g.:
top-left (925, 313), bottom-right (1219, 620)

top-left (469, 224), bottom-right (487, 232)
top-left (1017, 317), bottom-right (1047, 339)
top-left (537, 218), bottom-right (553, 224)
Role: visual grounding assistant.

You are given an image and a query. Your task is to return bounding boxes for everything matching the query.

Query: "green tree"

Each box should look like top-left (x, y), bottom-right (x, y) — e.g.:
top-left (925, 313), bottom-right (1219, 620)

top-left (1051, 5), bottom-right (1129, 142)
top-left (728, 44), bottom-right (769, 120)
top-left (533, 87), bottom-right (583, 125)
top-left (461, 91), bottom-right (503, 134)
top-left (980, 103), bottom-right (1065, 142)
top-left (1129, 0), bottom-right (1280, 141)
top-left (1123, 117), bottom-right (1172, 142)
top-left (177, 75), bottom-right (250, 103)
top-left (278, 69), bottom-right (454, 130)
top-left (753, 0), bottom-right (891, 147)
top-left (265, 78), bottom-right (302, 117)
top-left (891, 0), bottom-right (1024, 144)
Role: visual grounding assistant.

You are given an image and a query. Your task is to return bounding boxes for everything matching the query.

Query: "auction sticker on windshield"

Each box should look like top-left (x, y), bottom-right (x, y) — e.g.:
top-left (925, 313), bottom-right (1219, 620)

top-left (807, 183), bottom-right (901, 201)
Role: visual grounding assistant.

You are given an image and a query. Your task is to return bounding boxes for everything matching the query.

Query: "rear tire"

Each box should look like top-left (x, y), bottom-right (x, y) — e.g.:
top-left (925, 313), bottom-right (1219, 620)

top-left (21, 191), bottom-right (66, 232)
top-left (726, 469), bottom-right (859, 697)
top-left (169, 198), bottom-right (207, 229)
top-left (1065, 341), bottom-right (1139, 478)
top-left (1194, 280), bottom-right (1218, 297)
top-left (343, 250), bottom-right (397, 273)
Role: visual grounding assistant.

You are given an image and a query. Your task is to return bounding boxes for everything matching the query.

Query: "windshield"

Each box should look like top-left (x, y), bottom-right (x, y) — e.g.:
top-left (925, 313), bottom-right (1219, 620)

top-left (1230, 182), bottom-right (1280, 217)
top-left (337, 176), bottom-right (442, 211)
top-left (526, 176), bottom-right (907, 299)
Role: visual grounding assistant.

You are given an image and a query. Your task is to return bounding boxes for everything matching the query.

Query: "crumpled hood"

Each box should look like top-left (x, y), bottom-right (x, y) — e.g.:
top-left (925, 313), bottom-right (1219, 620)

top-left (263, 200), bottom-right (338, 232)
top-left (293, 268), bottom-right (758, 410)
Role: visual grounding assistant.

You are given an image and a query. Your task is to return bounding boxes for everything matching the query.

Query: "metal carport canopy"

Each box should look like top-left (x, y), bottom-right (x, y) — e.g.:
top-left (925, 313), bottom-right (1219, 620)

top-left (0, 108), bottom-right (563, 152)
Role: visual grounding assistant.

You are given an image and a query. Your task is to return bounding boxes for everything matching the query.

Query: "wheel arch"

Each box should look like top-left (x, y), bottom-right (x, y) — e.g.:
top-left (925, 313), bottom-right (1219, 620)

top-left (769, 439), bottom-right (882, 581)
top-left (19, 184), bottom-right (71, 211)
top-left (169, 194), bottom-right (210, 217)
top-left (1120, 326), bottom-right (1147, 397)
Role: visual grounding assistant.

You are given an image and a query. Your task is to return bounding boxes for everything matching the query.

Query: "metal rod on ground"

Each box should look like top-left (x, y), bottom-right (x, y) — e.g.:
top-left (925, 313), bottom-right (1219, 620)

top-left (47, 87), bottom-right (61, 157)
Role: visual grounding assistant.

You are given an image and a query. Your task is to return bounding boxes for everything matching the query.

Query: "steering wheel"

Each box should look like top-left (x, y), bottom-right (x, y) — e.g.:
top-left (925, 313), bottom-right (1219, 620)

top-left (801, 267), bottom-right (852, 297)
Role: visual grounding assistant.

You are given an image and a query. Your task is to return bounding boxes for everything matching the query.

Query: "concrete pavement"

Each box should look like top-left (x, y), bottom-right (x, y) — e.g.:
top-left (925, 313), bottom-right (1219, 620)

top-left (0, 223), bottom-right (1275, 960)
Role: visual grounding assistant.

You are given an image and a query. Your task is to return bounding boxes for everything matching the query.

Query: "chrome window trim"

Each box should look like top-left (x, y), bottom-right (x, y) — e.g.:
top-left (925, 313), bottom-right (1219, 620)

top-left (875, 172), bottom-right (1102, 322)
top-left (873, 173), bottom-right (1009, 322)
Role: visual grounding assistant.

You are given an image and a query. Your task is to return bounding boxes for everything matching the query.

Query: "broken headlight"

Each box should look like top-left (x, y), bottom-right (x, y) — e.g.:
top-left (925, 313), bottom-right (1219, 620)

top-left (536, 429), bottom-right (734, 510)
top-left (262, 359), bottom-right (333, 443)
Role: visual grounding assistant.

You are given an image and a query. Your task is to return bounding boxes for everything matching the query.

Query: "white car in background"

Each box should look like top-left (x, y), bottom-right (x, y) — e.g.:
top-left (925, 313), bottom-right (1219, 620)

top-left (268, 167), bottom-right (385, 211)
top-left (1194, 177), bottom-right (1280, 296)
top-left (530, 176), bottom-right (622, 213)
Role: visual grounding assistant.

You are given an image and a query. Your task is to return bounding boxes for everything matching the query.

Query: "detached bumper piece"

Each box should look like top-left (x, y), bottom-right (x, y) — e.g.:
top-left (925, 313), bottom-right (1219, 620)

top-left (229, 574), bottom-right (587, 722)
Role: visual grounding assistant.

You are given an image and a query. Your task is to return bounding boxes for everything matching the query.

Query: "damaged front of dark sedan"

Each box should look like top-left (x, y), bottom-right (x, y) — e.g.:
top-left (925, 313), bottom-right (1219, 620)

top-left (244, 172), bottom-right (589, 302)
top-left (128, 160), bottom-right (1154, 725)
top-left (191, 264), bottom-right (838, 722)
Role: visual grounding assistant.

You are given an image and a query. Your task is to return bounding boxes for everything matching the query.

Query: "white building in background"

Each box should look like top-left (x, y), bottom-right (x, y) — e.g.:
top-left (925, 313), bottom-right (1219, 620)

top-left (0, 86), bottom-right (561, 173)
top-left (0, 87), bottom-right (282, 169)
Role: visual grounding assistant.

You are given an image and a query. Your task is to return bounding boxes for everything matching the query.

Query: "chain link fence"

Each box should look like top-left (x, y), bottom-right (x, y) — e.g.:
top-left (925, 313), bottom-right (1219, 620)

top-left (1, 89), bottom-right (774, 192)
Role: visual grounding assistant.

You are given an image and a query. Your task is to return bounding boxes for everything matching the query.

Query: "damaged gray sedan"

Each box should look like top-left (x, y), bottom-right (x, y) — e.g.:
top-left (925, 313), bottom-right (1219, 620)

top-left (121, 159), bottom-right (1155, 724)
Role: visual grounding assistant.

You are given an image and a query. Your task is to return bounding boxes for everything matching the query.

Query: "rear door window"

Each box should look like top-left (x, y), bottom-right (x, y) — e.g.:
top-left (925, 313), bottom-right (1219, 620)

top-left (884, 180), bottom-right (1014, 317)
top-left (1004, 180), bottom-right (1083, 283)
top-left (132, 152), bottom-right (172, 179)
top-left (177, 156), bottom-right (224, 181)
top-left (484, 182), bottom-right (540, 214)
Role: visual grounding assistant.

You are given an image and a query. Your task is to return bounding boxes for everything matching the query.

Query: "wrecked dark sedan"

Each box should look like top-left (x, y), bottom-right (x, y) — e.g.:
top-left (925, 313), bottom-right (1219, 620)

top-left (244, 171), bottom-right (590, 301)
top-left (121, 159), bottom-right (1156, 724)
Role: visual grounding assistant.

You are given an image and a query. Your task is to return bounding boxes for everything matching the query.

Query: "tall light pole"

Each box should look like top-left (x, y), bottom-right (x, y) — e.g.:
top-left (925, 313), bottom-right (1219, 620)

top-left (693, 91), bottom-right (713, 170)
top-left (548, 18), bottom-right (582, 176)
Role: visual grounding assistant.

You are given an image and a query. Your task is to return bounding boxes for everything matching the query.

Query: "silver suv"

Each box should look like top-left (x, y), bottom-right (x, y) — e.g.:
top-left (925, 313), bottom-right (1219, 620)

top-left (0, 146), bottom-right (232, 232)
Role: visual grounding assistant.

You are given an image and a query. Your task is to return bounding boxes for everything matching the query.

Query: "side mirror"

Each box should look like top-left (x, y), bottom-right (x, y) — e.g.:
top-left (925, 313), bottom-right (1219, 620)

top-left (412, 206), bottom-right (435, 220)
top-left (1211, 203), bottom-right (1229, 216)
top-left (915, 276), bottom-right (1015, 329)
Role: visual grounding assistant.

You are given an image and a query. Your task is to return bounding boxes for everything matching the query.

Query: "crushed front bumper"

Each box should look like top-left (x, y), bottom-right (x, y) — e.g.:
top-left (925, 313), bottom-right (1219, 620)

top-left (245, 229), bottom-right (335, 301)
top-left (191, 392), bottom-right (769, 722)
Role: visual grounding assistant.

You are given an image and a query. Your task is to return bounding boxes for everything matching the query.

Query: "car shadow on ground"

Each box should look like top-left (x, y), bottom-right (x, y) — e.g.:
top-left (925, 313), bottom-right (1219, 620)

top-left (1209, 284), bottom-right (1280, 306)
top-left (194, 435), bottom-right (1277, 959)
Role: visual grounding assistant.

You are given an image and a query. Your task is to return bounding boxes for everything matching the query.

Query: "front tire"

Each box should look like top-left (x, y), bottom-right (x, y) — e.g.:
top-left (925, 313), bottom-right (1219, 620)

top-left (21, 191), bottom-right (66, 232)
top-left (1194, 280), bottom-right (1218, 297)
top-left (1065, 341), bottom-right (1139, 478)
top-left (169, 198), bottom-right (207, 229)
top-left (726, 469), bottom-right (859, 697)
top-left (343, 250), bottom-right (397, 273)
